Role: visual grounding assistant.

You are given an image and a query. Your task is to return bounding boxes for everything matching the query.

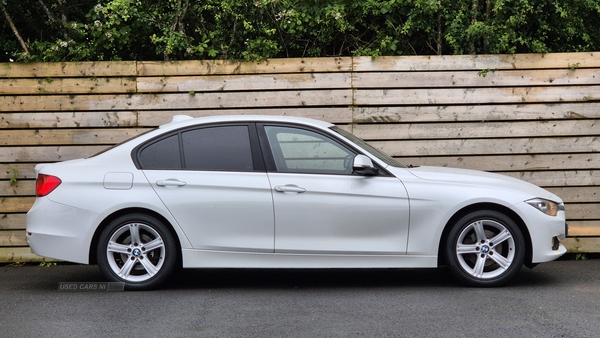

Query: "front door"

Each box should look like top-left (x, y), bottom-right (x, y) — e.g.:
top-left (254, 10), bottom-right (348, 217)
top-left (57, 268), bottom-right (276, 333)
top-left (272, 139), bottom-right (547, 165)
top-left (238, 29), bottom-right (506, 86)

top-left (260, 125), bottom-right (410, 254)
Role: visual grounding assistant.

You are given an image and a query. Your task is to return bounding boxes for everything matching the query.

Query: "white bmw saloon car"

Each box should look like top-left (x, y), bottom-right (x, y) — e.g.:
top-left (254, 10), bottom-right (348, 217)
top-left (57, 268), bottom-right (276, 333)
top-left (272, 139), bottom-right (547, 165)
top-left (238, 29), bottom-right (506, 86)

top-left (27, 115), bottom-right (567, 290)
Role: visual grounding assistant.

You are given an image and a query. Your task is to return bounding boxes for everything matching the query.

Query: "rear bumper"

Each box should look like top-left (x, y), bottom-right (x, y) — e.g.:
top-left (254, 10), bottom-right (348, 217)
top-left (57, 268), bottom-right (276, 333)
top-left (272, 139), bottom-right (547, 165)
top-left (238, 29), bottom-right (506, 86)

top-left (26, 198), bottom-right (100, 264)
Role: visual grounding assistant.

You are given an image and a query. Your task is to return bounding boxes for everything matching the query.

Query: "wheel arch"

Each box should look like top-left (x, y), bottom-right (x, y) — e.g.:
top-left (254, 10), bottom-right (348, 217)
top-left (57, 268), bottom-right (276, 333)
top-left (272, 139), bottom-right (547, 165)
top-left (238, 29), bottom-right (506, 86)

top-left (89, 207), bottom-right (182, 267)
top-left (437, 203), bottom-right (533, 267)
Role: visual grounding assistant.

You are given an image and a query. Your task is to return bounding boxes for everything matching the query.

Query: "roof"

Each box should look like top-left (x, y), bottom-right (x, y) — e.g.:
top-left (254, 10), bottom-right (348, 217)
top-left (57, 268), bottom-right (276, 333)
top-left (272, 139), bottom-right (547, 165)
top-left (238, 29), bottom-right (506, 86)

top-left (159, 114), bottom-right (335, 130)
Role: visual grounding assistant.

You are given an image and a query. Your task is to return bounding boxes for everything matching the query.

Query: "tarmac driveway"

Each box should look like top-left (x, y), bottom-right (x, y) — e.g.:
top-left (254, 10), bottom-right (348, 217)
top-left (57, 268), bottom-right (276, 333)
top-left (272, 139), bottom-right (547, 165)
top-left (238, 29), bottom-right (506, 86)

top-left (1, 259), bottom-right (599, 338)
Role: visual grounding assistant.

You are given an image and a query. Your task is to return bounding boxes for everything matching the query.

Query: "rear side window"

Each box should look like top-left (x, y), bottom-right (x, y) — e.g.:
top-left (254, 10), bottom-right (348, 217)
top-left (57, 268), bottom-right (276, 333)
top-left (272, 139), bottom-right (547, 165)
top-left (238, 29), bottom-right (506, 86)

top-left (136, 125), bottom-right (254, 172)
top-left (182, 126), bottom-right (253, 171)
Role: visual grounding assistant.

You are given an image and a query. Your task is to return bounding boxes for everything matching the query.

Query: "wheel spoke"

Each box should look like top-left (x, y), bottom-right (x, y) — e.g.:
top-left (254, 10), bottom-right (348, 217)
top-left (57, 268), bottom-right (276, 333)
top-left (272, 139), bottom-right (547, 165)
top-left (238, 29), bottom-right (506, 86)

top-left (143, 237), bottom-right (164, 252)
top-left (472, 255), bottom-right (487, 278)
top-left (128, 223), bottom-right (141, 244)
top-left (472, 221), bottom-right (487, 243)
top-left (107, 241), bottom-right (131, 255)
top-left (457, 243), bottom-right (479, 255)
top-left (490, 229), bottom-right (512, 248)
top-left (118, 258), bottom-right (136, 278)
top-left (489, 250), bottom-right (512, 269)
top-left (138, 256), bottom-right (159, 277)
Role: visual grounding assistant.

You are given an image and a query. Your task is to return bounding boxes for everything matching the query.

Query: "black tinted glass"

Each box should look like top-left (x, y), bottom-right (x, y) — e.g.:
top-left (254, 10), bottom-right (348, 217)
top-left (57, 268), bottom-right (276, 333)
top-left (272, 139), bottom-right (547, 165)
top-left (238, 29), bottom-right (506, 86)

top-left (182, 126), bottom-right (253, 171)
top-left (139, 134), bottom-right (182, 169)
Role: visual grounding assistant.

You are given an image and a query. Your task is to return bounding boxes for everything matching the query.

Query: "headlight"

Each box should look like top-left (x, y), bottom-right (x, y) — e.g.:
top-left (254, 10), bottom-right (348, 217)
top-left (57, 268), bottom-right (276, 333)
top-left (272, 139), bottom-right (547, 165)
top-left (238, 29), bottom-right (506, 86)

top-left (526, 198), bottom-right (564, 216)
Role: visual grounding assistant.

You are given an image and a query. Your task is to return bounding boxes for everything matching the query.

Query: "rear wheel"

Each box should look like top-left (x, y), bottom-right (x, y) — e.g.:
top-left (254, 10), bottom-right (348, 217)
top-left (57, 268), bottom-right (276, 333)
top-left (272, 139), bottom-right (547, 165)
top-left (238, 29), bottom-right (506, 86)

top-left (445, 210), bottom-right (525, 287)
top-left (97, 213), bottom-right (177, 290)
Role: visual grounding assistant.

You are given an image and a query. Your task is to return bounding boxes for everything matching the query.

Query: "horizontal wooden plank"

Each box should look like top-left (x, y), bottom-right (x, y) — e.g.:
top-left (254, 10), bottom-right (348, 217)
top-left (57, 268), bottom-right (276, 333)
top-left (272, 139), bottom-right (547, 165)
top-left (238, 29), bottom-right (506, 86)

top-left (137, 57), bottom-right (353, 76)
top-left (137, 108), bottom-right (354, 126)
top-left (501, 170), bottom-right (600, 187)
top-left (0, 180), bottom-right (34, 196)
top-left (0, 230), bottom-right (27, 246)
top-left (3, 54), bottom-right (596, 79)
top-left (8, 103), bottom-right (594, 129)
top-left (563, 203), bottom-right (600, 220)
top-left (0, 90), bottom-right (353, 112)
top-left (137, 73), bottom-right (352, 92)
top-left (0, 77), bottom-right (136, 95)
top-left (0, 164), bottom-right (37, 180)
top-left (0, 214), bottom-right (26, 230)
top-left (562, 237), bottom-right (600, 253)
top-left (0, 109), bottom-right (352, 129)
top-left (354, 86), bottom-right (600, 106)
top-left (397, 154), bottom-right (600, 172)
top-left (372, 136), bottom-right (600, 157)
top-left (0, 128), bottom-right (149, 146)
top-left (353, 120), bottom-right (600, 140)
top-left (353, 52), bottom-right (600, 71)
top-left (0, 111), bottom-right (140, 129)
top-left (0, 146), bottom-right (107, 162)
top-left (353, 102), bottom-right (600, 123)
top-left (567, 221), bottom-right (600, 237)
top-left (0, 197), bottom-right (35, 213)
top-left (352, 69), bottom-right (600, 88)
top-left (0, 61), bottom-right (137, 78)
top-left (546, 187), bottom-right (600, 203)
top-left (0, 247), bottom-right (56, 262)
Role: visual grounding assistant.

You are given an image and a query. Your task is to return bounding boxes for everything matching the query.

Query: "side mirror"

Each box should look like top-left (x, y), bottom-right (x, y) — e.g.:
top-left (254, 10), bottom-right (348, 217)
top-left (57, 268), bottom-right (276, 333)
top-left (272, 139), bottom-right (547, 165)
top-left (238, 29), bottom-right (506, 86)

top-left (353, 155), bottom-right (379, 176)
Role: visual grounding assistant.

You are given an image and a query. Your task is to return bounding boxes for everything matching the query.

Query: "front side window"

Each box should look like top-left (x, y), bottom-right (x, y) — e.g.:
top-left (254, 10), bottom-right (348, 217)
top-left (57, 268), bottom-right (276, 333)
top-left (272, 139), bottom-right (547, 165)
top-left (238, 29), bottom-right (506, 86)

top-left (264, 126), bottom-right (355, 175)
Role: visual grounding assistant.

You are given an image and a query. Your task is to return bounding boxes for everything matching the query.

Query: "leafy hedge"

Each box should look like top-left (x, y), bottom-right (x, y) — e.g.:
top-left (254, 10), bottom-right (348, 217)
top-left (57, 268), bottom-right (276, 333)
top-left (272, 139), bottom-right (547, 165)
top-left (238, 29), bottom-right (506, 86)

top-left (1, 0), bottom-right (599, 62)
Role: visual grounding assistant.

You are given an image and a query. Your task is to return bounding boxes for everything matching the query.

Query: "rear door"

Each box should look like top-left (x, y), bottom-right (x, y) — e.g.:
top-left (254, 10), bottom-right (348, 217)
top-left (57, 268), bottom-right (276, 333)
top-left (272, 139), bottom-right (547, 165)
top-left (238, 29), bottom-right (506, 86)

top-left (137, 123), bottom-right (274, 253)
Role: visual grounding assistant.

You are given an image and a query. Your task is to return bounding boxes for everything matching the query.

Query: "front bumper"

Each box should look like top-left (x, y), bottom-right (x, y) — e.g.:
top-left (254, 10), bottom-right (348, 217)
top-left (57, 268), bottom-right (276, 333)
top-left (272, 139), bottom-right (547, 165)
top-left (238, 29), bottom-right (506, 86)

top-left (519, 205), bottom-right (568, 264)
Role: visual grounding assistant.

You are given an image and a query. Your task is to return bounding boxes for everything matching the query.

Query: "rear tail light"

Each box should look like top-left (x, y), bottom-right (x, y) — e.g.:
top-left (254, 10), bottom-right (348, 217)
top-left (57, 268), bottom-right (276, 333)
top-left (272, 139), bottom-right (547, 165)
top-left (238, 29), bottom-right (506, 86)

top-left (36, 174), bottom-right (62, 197)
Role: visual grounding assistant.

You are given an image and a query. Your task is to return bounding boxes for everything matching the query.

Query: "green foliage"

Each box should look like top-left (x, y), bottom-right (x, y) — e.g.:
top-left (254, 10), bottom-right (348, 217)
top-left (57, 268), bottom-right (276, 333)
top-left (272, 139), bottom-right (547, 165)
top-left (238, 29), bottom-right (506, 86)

top-left (39, 261), bottom-right (57, 267)
top-left (575, 253), bottom-right (588, 260)
top-left (8, 168), bottom-right (19, 185)
top-left (1, 0), bottom-right (600, 62)
top-left (478, 68), bottom-right (497, 77)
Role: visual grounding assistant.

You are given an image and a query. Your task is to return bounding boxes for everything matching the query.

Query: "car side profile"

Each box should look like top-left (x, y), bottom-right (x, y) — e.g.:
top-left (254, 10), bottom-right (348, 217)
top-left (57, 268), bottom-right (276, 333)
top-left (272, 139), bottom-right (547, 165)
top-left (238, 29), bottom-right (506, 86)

top-left (27, 115), bottom-right (568, 290)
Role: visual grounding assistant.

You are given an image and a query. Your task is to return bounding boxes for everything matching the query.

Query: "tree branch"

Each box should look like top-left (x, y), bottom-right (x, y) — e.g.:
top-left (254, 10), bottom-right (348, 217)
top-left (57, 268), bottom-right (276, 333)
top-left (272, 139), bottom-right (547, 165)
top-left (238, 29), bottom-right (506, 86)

top-left (1, 4), bottom-right (30, 56)
top-left (38, 0), bottom-right (70, 40)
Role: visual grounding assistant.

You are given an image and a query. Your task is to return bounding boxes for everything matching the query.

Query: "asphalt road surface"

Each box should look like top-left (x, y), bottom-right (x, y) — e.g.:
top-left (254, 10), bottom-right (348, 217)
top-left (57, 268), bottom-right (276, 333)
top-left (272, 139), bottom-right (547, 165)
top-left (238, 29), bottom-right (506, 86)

top-left (1, 260), bottom-right (599, 338)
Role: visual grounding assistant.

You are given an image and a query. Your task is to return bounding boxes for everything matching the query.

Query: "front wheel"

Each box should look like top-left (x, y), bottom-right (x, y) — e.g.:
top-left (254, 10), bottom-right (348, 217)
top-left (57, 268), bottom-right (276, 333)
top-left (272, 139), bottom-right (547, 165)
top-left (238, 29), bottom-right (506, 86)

top-left (445, 210), bottom-right (525, 287)
top-left (97, 213), bottom-right (177, 290)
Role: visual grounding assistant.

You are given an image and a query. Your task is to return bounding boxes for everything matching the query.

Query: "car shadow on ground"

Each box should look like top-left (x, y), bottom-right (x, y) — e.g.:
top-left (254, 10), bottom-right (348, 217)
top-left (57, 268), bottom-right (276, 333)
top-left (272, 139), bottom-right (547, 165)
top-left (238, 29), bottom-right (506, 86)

top-left (163, 265), bottom-right (559, 290)
top-left (0, 263), bottom-right (563, 292)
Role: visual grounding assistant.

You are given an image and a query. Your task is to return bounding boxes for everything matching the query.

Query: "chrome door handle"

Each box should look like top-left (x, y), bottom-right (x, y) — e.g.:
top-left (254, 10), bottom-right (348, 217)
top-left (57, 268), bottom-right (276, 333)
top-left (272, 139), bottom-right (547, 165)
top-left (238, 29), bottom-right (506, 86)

top-left (156, 179), bottom-right (186, 187)
top-left (274, 185), bottom-right (306, 193)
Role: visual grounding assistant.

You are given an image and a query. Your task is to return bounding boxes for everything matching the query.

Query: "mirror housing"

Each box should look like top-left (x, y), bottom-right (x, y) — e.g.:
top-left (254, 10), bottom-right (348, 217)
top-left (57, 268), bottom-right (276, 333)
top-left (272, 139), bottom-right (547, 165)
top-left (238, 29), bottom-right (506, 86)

top-left (353, 155), bottom-right (379, 176)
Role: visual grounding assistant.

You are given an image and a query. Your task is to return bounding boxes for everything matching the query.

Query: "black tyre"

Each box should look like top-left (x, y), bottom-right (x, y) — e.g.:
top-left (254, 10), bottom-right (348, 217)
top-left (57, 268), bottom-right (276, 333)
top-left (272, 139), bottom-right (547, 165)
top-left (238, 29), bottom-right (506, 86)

top-left (97, 213), bottom-right (177, 290)
top-left (445, 210), bottom-right (525, 287)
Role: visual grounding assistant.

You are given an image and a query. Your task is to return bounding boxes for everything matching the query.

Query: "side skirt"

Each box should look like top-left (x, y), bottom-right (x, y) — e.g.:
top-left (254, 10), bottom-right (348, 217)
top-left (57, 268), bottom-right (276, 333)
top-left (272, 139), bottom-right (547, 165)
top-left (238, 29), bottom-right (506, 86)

top-left (182, 249), bottom-right (438, 269)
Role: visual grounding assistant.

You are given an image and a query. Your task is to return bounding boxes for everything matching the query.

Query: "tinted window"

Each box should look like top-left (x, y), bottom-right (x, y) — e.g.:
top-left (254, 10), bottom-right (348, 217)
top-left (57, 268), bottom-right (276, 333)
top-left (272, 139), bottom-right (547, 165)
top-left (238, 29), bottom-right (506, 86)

top-left (139, 134), bottom-right (182, 169)
top-left (182, 126), bottom-right (253, 171)
top-left (264, 126), bottom-right (354, 175)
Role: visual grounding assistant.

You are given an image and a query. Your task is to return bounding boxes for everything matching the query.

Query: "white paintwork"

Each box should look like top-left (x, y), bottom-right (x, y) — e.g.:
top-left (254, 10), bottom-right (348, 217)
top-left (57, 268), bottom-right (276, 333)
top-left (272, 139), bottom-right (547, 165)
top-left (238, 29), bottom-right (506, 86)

top-left (143, 170), bottom-right (275, 252)
top-left (26, 115), bottom-right (567, 275)
top-left (268, 172), bottom-right (410, 254)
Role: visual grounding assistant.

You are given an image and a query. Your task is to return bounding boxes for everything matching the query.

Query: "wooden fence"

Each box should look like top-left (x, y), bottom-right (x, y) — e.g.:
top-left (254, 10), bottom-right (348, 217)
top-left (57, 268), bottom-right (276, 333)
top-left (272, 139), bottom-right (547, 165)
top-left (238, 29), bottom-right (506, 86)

top-left (1, 52), bottom-right (599, 262)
